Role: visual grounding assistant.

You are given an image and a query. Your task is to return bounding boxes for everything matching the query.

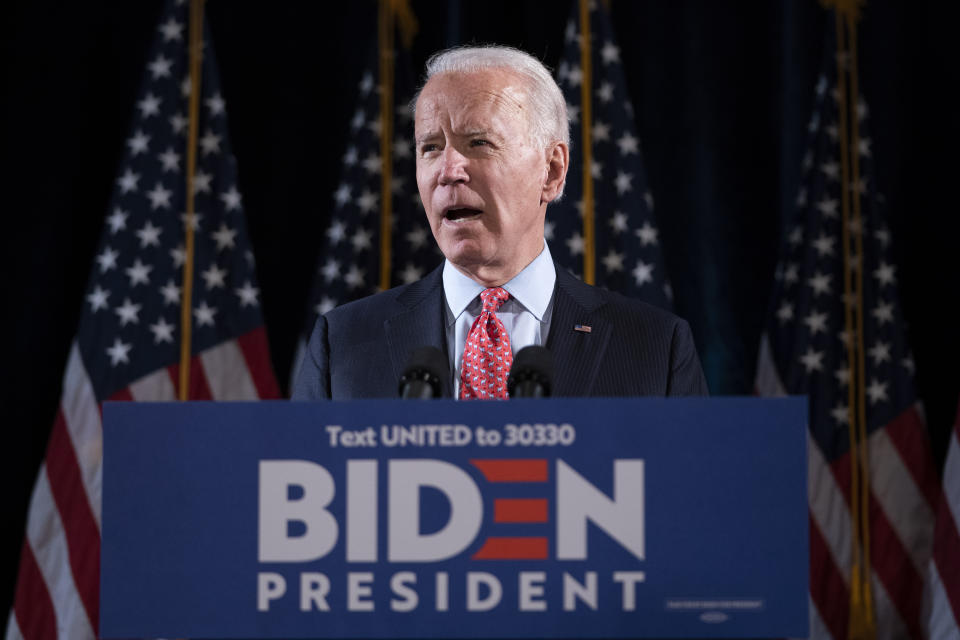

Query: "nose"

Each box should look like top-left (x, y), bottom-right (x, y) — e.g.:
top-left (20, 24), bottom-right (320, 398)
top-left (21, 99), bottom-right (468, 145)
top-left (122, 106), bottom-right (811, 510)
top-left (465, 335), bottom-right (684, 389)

top-left (438, 145), bottom-right (469, 185)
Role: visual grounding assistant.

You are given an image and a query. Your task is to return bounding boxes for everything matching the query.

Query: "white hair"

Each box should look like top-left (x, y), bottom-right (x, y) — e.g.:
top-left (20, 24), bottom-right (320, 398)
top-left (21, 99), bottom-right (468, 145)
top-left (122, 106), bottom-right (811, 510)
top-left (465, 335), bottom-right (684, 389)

top-left (414, 45), bottom-right (570, 152)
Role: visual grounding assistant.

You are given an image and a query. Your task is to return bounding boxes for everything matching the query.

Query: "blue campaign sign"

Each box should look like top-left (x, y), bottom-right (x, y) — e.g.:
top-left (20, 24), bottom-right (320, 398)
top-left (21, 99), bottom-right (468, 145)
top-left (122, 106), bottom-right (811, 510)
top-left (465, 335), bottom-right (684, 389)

top-left (100, 397), bottom-right (807, 639)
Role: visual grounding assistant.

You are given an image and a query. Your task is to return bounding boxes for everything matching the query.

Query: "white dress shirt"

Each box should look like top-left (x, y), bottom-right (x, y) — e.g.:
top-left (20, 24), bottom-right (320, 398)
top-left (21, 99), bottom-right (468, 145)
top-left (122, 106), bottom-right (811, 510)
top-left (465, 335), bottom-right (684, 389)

top-left (442, 243), bottom-right (556, 397)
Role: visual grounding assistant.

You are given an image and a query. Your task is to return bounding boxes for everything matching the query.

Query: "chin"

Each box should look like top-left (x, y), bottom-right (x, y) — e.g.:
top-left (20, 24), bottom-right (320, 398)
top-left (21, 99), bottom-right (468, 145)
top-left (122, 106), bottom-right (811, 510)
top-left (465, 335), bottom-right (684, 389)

top-left (443, 248), bottom-right (487, 270)
top-left (439, 233), bottom-right (492, 262)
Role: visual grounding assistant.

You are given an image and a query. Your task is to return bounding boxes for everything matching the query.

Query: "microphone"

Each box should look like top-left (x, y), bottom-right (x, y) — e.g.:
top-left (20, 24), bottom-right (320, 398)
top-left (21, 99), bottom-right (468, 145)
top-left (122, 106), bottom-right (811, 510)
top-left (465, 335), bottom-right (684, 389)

top-left (507, 346), bottom-right (554, 398)
top-left (398, 346), bottom-right (449, 399)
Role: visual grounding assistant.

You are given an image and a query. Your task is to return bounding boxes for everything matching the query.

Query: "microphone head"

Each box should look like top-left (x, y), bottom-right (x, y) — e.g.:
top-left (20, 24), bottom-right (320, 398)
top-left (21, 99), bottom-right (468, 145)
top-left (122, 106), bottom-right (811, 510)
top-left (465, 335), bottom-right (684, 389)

top-left (507, 346), bottom-right (554, 398)
top-left (398, 346), bottom-right (449, 398)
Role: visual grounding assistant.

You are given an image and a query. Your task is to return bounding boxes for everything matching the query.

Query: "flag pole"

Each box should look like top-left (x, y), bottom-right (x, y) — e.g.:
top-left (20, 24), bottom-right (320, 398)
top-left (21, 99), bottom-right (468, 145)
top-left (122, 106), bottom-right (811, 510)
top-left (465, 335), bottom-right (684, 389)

top-left (823, 0), bottom-right (874, 637)
top-left (179, 0), bottom-right (205, 401)
top-left (847, 7), bottom-right (876, 638)
top-left (378, 0), bottom-right (395, 292)
top-left (578, 0), bottom-right (596, 285)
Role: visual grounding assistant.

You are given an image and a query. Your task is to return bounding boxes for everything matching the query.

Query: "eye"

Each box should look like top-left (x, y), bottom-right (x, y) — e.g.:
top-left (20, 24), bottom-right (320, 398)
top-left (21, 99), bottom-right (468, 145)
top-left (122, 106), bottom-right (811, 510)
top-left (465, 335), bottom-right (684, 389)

top-left (419, 143), bottom-right (439, 154)
top-left (470, 138), bottom-right (491, 147)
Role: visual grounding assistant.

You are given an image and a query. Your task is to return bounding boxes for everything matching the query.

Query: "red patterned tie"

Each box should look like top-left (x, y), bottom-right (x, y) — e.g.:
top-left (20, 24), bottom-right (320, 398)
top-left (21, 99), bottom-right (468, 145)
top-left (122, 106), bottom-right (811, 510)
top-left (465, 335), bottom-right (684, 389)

top-left (460, 287), bottom-right (513, 400)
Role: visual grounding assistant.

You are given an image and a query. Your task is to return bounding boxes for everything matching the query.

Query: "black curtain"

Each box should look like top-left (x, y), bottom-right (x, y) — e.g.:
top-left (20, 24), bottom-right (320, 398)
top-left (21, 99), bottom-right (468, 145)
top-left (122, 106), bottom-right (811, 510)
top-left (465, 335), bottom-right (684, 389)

top-left (2, 0), bottom-right (957, 616)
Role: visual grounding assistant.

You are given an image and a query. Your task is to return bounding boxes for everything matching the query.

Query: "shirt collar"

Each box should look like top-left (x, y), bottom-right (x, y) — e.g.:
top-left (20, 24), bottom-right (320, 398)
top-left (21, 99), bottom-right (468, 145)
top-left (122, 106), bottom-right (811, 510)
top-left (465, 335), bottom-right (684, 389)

top-left (443, 243), bottom-right (555, 323)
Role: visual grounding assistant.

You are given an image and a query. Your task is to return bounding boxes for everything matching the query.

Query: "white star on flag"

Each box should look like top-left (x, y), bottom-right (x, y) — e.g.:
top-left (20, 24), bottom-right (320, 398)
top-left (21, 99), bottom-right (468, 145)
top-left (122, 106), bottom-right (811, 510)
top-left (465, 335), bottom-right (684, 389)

top-left (608, 211), bottom-right (628, 233)
top-left (127, 130), bottom-right (151, 155)
top-left (96, 247), bottom-right (119, 273)
top-left (601, 250), bottom-right (625, 272)
top-left (148, 55), bottom-right (172, 79)
top-left (344, 265), bottom-right (365, 289)
top-left (160, 279), bottom-right (181, 305)
top-left (199, 130), bottom-right (221, 155)
top-left (320, 258), bottom-right (340, 282)
top-left (117, 169), bottom-right (140, 193)
top-left (326, 220), bottom-right (346, 245)
top-left (106, 338), bottom-right (132, 366)
top-left (616, 132), bottom-right (639, 155)
top-left (566, 232), bottom-right (585, 256)
top-left (614, 171), bottom-right (633, 195)
top-left (212, 223), bottom-right (237, 251)
top-left (137, 93), bottom-right (162, 118)
top-left (205, 93), bottom-right (225, 116)
top-left (868, 341), bottom-right (891, 365)
top-left (866, 377), bottom-right (889, 404)
top-left (632, 260), bottom-right (654, 285)
top-left (776, 302), bottom-right (794, 324)
top-left (804, 310), bottom-right (829, 335)
top-left (193, 170), bottom-right (212, 194)
top-left (400, 263), bottom-right (424, 284)
top-left (799, 347), bottom-right (825, 373)
top-left (159, 147), bottom-right (180, 172)
top-left (202, 264), bottom-right (227, 289)
top-left (635, 221), bottom-right (658, 246)
top-left (114, 298), bottom-right (142, 326)
top-left (315, 297), bottom-right (335, 315)
top-left (158, 17), bottom-right (183, 41)
top-left (107, 209), bottom-right (128, 233)
top-left (135, 221), bottom-right (162, 248)
top-left (146, 182), bottom-right (172, 209)
top-left (193, 301), bottom-right (217, 327)
top-left (406, 227), bottom-right (429, 249)
top-left (356, 189), bottom-right (379, 214)
top-left (125, 259), bottom-right (152, 287)
top-left (807, 271), bottom-right (832, 296)
top-left (149, 317), bottom-right (175, 344)
top-left (872, 301), bottom-right (894, 325)
top-left (873, 261), bottom-right (896, 286)
top-left (235, 281), bottom-right (259, 307)
top-left (86, 286), bottom-right (110, 312)
top-left (600, 41), bottom-right (620, 64)
top-left (220, 185), bottom-right (242, 211)
top-left (351, 228), bottom-right (373, 252)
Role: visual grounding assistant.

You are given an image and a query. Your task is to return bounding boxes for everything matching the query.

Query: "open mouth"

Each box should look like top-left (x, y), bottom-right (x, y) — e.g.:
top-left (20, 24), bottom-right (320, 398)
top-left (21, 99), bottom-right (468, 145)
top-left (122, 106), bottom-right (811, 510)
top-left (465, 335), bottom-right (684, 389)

top-left (444, 207), bottom-right (483, 222)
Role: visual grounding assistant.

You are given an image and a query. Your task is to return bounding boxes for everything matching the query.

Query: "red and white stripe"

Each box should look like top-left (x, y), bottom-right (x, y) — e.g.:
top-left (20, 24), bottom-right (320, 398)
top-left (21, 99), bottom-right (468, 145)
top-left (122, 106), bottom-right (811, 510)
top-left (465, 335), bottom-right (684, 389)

top-left (757, 334), bottom-right (938, 639)
top-left (926, 403), bottom-right (960, 639)
top-left (6, 328), bottom-right (278, 639)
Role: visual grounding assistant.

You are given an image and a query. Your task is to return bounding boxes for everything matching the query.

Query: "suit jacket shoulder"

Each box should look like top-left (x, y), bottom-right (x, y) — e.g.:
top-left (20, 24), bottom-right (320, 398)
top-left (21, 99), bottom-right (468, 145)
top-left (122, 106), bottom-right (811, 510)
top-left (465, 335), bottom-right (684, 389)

top-left (548, 268), bottom-right (708, 397)
top-left (291, 264), bottom-right (449, 399)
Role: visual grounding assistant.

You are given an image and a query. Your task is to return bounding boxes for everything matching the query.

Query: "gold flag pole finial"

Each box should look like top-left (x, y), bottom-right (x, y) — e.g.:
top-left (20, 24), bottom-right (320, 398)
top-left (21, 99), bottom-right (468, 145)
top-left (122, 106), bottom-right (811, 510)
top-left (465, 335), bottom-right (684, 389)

top-left (820, 0), bottom-right (865, 21)
top-left (178, 0), bottom-right (205, 401)
top-left (390, 0), bottom-right (419, 50)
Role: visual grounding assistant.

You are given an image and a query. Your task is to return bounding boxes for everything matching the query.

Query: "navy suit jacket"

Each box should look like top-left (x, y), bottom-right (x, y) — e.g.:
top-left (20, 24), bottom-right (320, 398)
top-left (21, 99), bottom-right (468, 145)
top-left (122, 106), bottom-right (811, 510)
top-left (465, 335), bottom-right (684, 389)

top-left (291, 263), bottom-right (708, 399)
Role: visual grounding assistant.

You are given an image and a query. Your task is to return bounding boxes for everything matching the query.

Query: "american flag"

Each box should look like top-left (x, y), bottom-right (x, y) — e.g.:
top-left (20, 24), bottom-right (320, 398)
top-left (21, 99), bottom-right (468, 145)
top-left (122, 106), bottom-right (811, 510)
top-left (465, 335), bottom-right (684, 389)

top-left (5, 0), bottom-right (280, 637)
top-left (927, 399), bottom-right (960, 637)
top-left (298, 37), bottom-right (439, 359)
top-left (755, 12), bottom-right (939, 640)
top-left (550, 0), bottom-right (672, 309)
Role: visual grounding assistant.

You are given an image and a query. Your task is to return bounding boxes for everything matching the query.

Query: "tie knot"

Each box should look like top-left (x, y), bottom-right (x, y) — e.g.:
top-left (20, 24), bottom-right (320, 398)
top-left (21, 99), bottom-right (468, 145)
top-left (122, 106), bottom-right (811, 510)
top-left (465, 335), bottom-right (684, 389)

top-left (480, 287), bottom-right (509, 313)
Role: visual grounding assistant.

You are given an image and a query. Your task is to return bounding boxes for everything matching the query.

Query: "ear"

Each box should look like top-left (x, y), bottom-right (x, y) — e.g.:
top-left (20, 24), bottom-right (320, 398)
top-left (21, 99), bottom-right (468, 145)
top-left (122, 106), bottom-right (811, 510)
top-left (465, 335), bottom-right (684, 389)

top-left (540, 141), bottom-right (569, 204)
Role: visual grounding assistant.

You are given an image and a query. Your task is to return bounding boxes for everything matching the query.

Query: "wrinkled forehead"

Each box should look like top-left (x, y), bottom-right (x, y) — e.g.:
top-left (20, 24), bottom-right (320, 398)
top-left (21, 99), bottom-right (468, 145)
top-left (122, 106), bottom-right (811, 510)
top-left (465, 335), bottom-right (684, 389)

top-left (414, 69), bottom-right (531, 135)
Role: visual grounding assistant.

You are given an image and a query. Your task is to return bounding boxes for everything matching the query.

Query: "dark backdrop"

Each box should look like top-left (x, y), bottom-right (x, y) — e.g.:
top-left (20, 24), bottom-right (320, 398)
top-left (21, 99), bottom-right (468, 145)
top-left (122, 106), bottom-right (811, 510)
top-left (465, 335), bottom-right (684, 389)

top-left (2, 0), bottom-right (958, 618)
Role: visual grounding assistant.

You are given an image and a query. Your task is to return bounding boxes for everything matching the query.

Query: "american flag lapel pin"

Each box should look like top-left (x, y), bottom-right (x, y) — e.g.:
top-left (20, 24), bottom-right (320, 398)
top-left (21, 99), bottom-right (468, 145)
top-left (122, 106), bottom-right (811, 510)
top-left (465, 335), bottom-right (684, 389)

top-left (574, 324), bottom-right (592, 333)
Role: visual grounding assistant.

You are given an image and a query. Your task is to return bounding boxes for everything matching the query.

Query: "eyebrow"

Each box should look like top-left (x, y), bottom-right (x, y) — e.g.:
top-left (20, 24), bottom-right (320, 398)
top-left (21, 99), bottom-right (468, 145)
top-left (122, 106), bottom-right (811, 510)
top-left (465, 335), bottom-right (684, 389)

top-left (416, 127), bottom-right (499, 143)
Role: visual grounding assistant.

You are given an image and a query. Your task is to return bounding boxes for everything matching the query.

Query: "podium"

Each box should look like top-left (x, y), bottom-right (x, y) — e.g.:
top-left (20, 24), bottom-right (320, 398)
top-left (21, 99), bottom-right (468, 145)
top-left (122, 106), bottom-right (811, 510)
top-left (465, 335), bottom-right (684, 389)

top-left (101, 397), bottom-right (808, 638)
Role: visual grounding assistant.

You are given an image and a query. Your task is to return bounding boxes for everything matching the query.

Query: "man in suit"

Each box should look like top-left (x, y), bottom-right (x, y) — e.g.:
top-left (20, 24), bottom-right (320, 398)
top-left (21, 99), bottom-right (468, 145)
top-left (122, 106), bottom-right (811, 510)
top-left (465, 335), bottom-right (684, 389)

top-left (292, 45), bottom-right (707, 400)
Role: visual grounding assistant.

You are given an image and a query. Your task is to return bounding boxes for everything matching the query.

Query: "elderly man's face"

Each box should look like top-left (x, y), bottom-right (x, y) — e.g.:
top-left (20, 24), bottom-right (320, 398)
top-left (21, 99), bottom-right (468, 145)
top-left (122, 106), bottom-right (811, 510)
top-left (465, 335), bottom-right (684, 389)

top-left (415, 68), bottom-right (566, 285)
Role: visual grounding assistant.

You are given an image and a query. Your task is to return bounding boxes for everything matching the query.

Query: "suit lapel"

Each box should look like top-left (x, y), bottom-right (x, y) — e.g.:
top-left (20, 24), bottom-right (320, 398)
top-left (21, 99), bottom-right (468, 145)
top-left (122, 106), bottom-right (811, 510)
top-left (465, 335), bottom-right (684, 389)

top-left (547, 268), bottom-right (612, 397)
top-left (384, 265), bottom-right (452, 397)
